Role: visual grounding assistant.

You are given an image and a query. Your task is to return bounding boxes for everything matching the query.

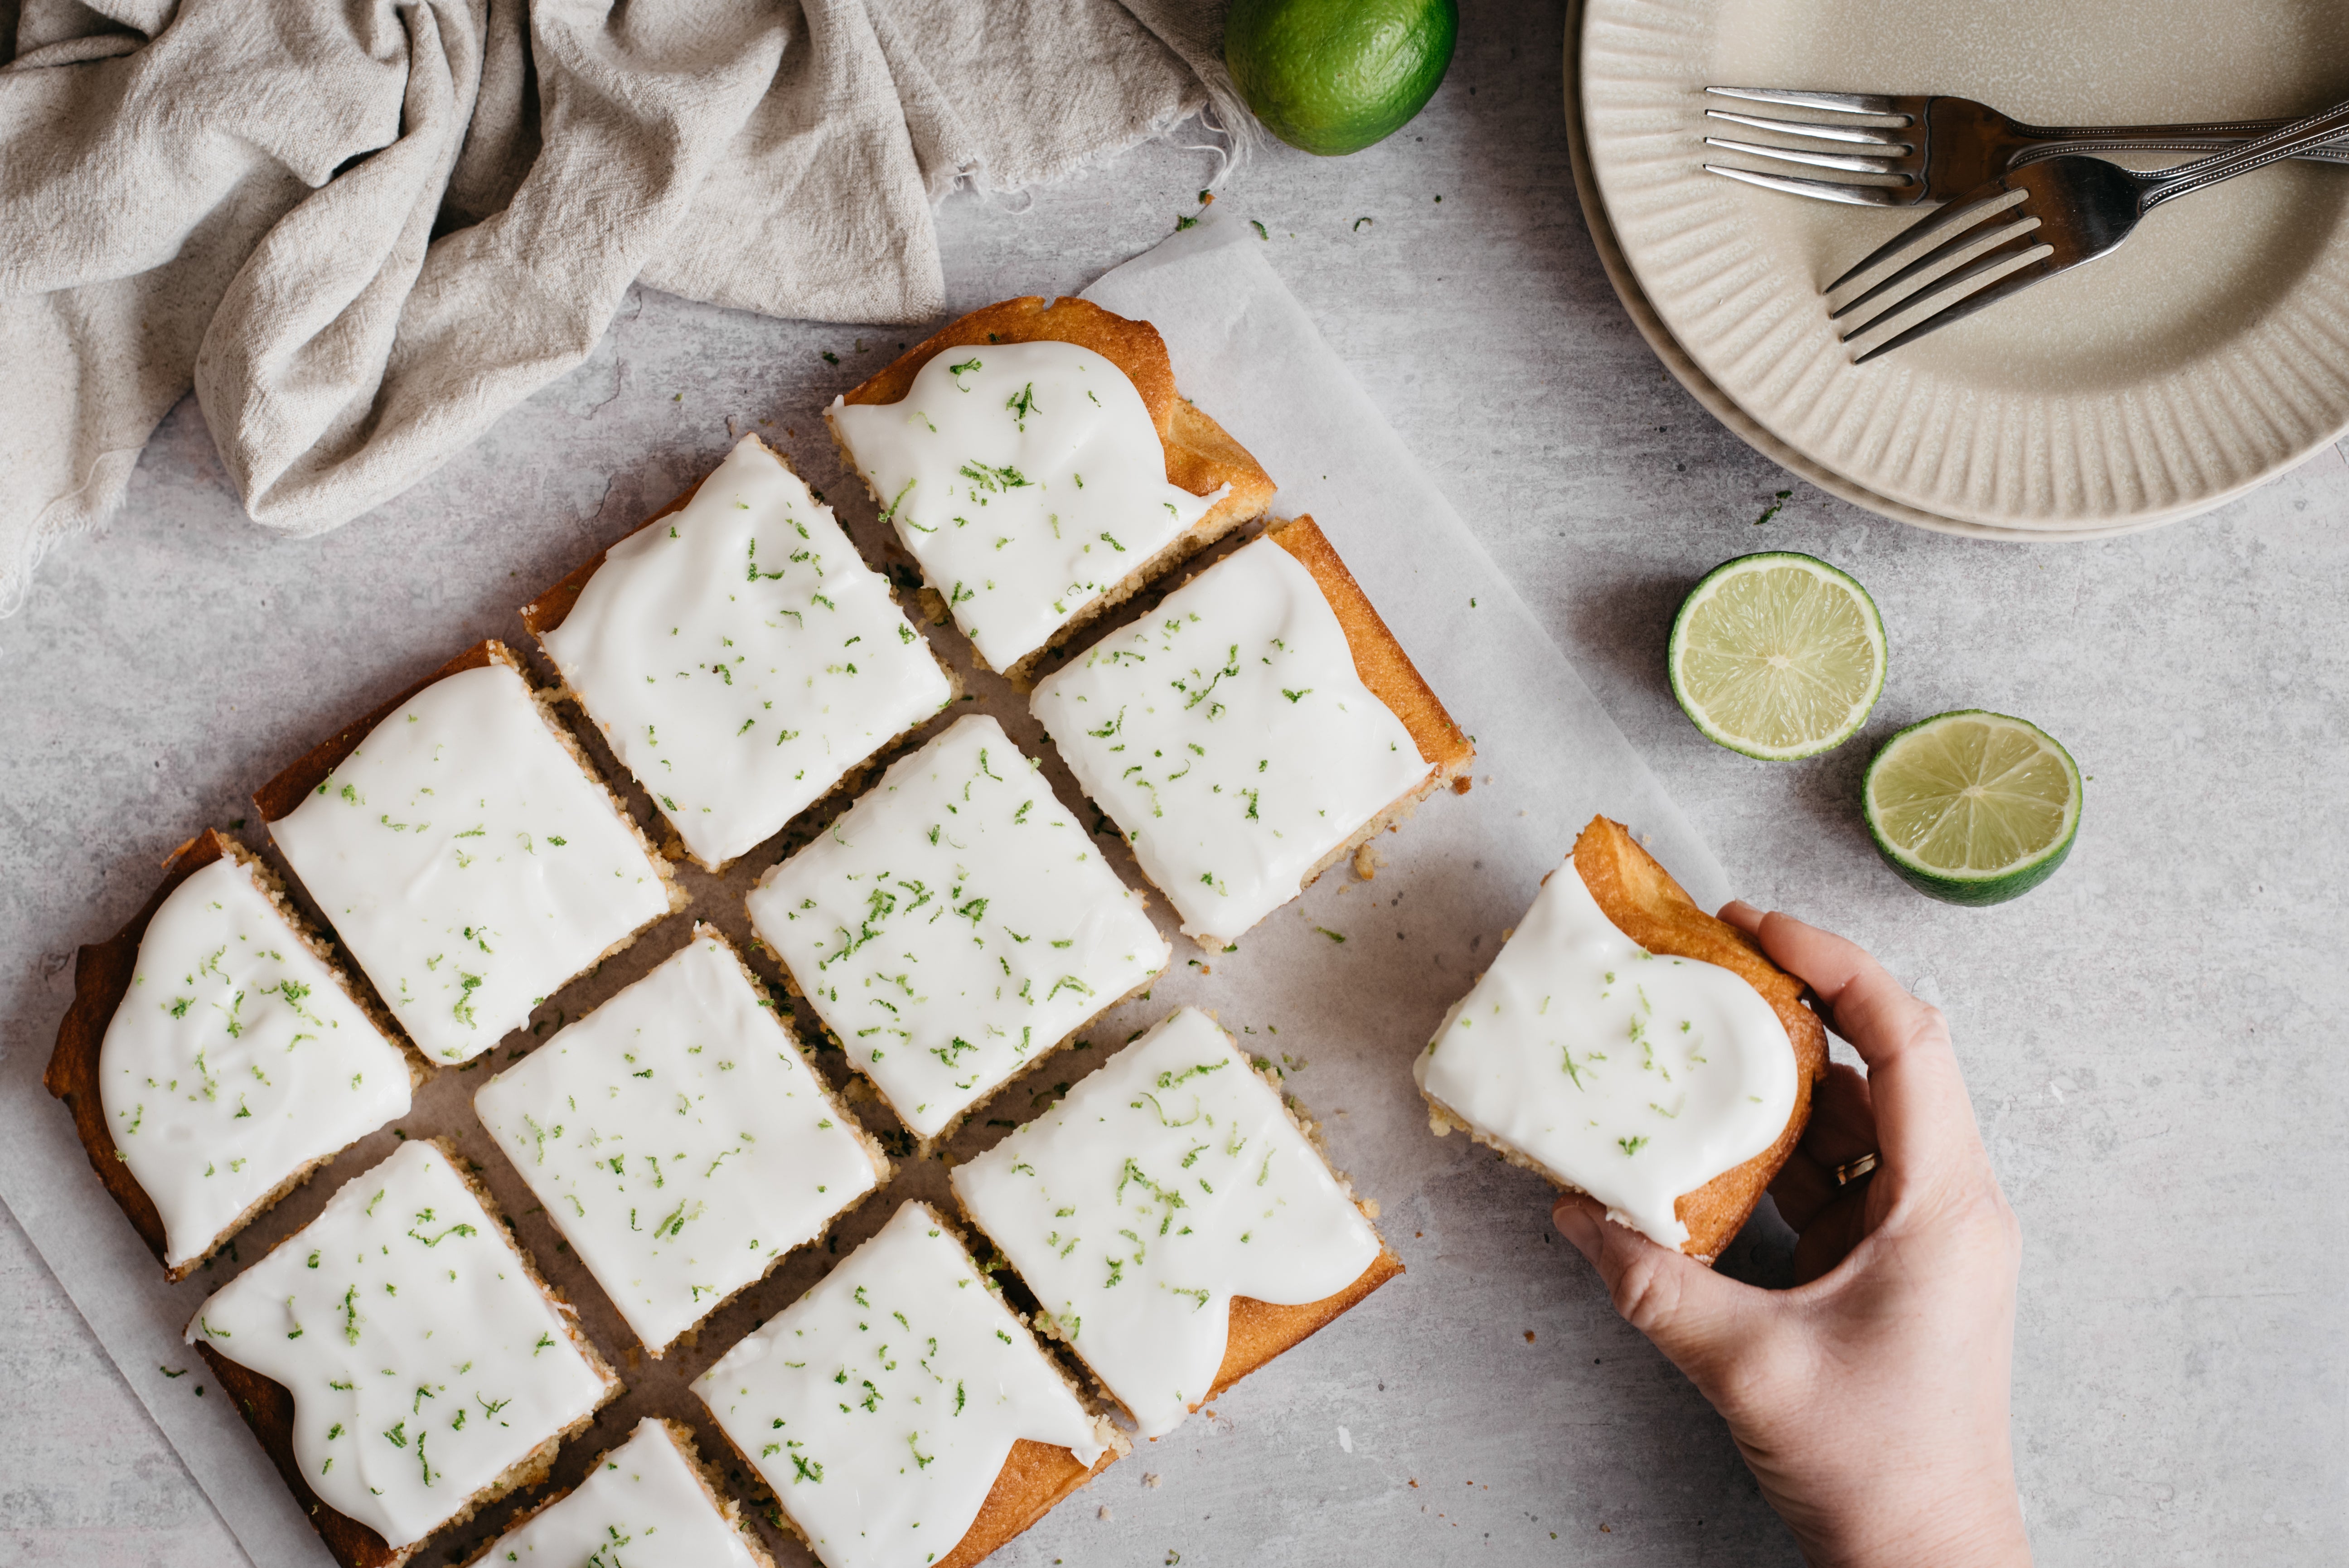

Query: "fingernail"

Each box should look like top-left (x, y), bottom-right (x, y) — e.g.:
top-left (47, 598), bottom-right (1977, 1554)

top-left (1552, 1201), bottom-right (1600, 1262)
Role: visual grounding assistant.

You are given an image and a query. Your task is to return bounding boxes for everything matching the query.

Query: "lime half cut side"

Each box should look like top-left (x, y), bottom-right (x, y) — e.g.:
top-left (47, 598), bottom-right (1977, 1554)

top-left (1668, 552), bottom-right (1887, 760)
top-left (1863, 711), bottom-right (2082, 906)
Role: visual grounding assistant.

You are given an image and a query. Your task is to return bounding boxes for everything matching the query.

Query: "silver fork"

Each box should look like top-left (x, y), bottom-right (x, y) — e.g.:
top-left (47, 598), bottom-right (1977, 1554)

top-left (1704, 87), bottom-right (2349, 207)
top-left (1824, 96), bottom-right (2349, 364)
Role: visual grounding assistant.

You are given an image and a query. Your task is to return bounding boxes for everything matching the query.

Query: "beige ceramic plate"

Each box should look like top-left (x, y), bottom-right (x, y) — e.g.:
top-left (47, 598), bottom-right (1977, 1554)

top-left (1579, 0), bottom-right (2349, 534)
top-left (1563, 5), bottom-right (2047, 540)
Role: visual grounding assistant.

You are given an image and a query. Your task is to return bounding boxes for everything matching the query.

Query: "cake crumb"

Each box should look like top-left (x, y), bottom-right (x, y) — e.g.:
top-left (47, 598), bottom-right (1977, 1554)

top-left (1143, 1472), bottom-right (1162, 1488)
top-left (1451, 776), bottom-right (1472, 794)
top-left (1099, 1506), bottom-right (1114, 1521)
top-left (1352, 842), bottom-right (1385, 881)
top-left (1524, 1331), bottom-right (1536, 1343)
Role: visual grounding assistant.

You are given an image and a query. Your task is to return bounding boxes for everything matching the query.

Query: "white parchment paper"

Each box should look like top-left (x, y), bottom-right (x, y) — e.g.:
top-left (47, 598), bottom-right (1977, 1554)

top-left (0, 216), bottom-right (1719, 1568)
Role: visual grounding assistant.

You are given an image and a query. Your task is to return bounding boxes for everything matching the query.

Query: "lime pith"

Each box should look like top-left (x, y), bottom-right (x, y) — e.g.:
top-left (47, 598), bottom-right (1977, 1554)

top-left (1668, 552), bottom-right (1886, 760)
top-left (1862, 711), bottom-right (2082, 906)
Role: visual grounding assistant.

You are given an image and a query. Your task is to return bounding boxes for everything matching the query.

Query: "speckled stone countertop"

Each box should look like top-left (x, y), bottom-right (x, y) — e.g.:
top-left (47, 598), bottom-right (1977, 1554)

top-left (4, 6), bottom-right (2344, 1566)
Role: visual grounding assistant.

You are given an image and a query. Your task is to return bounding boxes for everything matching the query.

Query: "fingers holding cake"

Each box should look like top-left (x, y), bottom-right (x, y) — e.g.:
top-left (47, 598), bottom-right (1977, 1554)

top-left (1548, 1191), bottom-right (1786, 1414)
top-left (1722, 903), bottom-right (1990, 1206)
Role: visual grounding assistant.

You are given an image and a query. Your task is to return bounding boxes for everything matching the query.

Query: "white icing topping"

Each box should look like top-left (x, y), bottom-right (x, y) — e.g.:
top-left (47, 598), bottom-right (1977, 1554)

top-left (1413, 857), bottom-right (1797, 1249)
top-left (828, 340), bottom-right (1225, 670)
top-left (540, 435), bottom-right (955, 870)
top-left (949, 1007), bottom-right (1381, 1438)
top-left (1030, 536), bottom-right (1429, 943)
top-left (473, 929), bottom-right (882, 1353)
top-left (746, 714), bottom-right (1168, 1141)
top-left (477, 1418), bottom-right (760, 1568)
top-left (98, 855), bottom-right (411, 1269)
top-left (271, 659), bottom-right (671, 1065)
top-left (184, 1141), bottom-right (608, 1549)
top-left (694, 1202), bottom-right (1104, 1568)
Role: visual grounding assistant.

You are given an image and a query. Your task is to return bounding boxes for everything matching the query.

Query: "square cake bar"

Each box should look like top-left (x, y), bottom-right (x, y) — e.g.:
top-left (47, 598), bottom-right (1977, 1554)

top-left (525, 434), bottom-right (957, 872)
top-left (1416, 816), bottom-right (1827, 1261)
top-left (745, 712), bottom-right (1169, 1142)
top-left (46, 828), bottom-right (418, 1278)
top-left (463, 1417), bottom-right (774, 1568)
top-left (828, 296), bottom-right (1275, 680)
top-left (473, 924), bottom-right (889, 1355)
top-left (950, 1006), bottom-right (1401, 1438)
top-left (1031, 517), bottom-right (1472, 947)
top-left (188, 1138), bottom-right (619, 1568)
top-left (258, 641), bottom-right (683, 1066)
top-left (694, 1200), bottom-right (1121, 1568)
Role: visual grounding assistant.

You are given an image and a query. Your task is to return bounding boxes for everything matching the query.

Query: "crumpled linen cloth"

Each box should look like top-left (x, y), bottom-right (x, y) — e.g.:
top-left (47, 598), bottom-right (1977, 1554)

top-left (0, 0), bottom-right (1244, 613)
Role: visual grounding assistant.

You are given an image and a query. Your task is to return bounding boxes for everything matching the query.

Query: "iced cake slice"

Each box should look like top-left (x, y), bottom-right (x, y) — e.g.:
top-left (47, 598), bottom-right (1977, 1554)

top-left (1414, 816), bottom-right (1828, 1260)
top-left (949, 1007), bottom-right (1400, 1438)
top-left (744, 713), bottom-right (1169, 1142)
top-left (473, 924), bottom-right (889, 1355)
top-left (258, 642), bottom-right (683, 1066)
top-left (694, 1200), bottom-right (1121, 1568)
top-left (524, 434), bottom-right (958, 871)
top-left (462, 1418), bottom-right (774, 1568)
top-left (828, 296), bottom-right (1275, 680)
top-left (46, 828), bottom-right (418, 1279)
top-left (1031, 517), bottom-right (1472, 947)
top-left (188, 1138), bottom-right (618, 1568)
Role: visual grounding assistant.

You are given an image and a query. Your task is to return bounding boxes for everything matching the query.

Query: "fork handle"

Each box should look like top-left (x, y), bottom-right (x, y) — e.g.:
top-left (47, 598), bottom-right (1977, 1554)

top-left (2017, 115), bottom-right (2349, 167)
top-left (2021, 114), bottom-right (2339, 142)
top-left (2010, 139), bottom-right (2349, 169)
top-left (2138, 97), bottom-right (2349, 208)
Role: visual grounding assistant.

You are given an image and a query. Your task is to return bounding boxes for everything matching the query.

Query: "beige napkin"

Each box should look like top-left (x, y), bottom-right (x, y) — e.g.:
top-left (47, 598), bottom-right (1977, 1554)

top-left (0, 0), bottom-right (1240, 613)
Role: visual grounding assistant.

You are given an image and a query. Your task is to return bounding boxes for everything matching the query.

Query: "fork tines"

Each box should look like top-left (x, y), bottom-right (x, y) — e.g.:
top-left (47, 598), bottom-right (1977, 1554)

top-left (1701, 87), bottom-right (1920, 203)
top-left (1705, 86), bottom-right (1908, 118)
top-left (1825, 185), bottom-right (2058, 364)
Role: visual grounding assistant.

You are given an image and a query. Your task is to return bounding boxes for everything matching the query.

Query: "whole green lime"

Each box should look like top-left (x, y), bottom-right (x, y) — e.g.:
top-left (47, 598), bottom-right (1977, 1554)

top-left (1225, 0), bottom-right (1459, 157)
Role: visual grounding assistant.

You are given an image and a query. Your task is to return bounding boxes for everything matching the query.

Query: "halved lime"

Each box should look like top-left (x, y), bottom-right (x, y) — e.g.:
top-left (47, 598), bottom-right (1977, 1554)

top-left (1668, 552), bottom-right (1886, 760)
top-left (1863, 711), bottom-right (2081, 905)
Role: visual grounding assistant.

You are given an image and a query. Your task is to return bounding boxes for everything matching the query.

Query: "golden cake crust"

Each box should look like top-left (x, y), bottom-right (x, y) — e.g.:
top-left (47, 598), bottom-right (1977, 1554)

top-left (1266, 515), bottom-right (1474, 780)
top-left (932, 1438), bottom-right (1121, 1568)
top-left (1212, 1247), bottom-right (1406, 1403)
top-left (1572, 815), bottom-right (1829, 1259)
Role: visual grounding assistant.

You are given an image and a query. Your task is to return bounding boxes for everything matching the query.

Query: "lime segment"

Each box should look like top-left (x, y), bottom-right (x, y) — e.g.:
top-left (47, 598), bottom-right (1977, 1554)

top-left (1668, 552), bottom-right (1886, 760)
top-left (1863, 711), bottom-right (2082, 905)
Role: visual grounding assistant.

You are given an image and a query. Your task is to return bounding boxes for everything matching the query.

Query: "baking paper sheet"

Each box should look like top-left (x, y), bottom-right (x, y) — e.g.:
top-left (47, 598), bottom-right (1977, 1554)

top-left (0, 214), bottom-right (1720, 1567)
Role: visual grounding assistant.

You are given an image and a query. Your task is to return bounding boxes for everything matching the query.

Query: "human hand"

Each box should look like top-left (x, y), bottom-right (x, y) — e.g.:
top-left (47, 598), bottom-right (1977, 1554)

top-left (1550, 905), bottom-right (2029, 1568)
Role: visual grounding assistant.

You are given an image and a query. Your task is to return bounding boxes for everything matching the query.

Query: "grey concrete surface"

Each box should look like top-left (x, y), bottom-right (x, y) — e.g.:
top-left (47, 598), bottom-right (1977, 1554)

top-left (4, 4), bottom-right (2346, 1565)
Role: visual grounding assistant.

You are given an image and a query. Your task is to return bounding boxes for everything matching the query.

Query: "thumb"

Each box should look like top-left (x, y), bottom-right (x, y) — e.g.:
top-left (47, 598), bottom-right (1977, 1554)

top-left (1553, 1195), bottom-right (1767, 1389)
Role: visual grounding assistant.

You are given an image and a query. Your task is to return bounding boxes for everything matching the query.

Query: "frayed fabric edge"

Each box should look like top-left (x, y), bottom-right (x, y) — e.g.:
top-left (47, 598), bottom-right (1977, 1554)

top-left (933, 93), bottom-right (1255, 212)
